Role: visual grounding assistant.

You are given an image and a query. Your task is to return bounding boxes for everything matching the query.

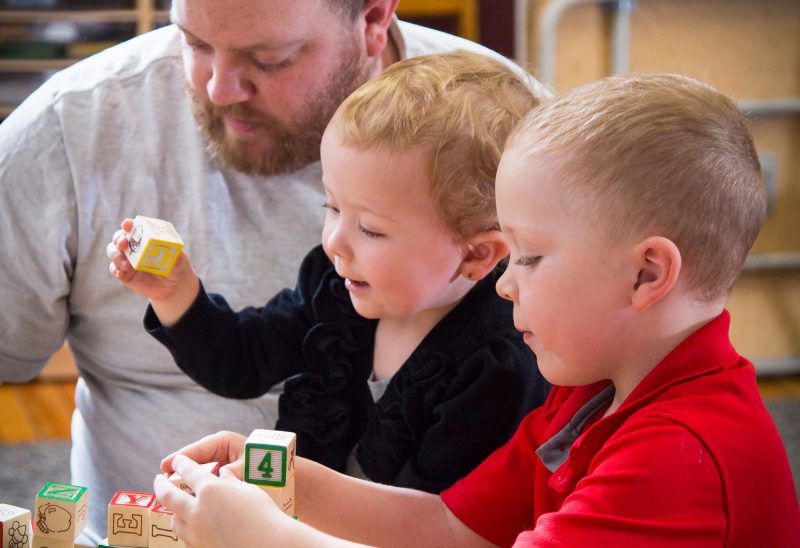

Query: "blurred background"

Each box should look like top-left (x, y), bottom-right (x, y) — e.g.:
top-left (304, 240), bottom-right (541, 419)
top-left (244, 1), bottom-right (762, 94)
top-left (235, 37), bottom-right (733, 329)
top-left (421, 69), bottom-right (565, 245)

top-left (1, 0), bottom-right (797, 507)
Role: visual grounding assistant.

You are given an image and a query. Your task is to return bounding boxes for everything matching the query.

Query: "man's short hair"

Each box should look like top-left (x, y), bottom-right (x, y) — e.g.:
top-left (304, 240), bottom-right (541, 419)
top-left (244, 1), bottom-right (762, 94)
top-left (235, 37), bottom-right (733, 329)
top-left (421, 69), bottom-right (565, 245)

top-left (329, 50), bottom-right (540, 239)
top-left (328, 0), bottom-right (365, 21)
top-left (510, 73), bottom-right (765, 301)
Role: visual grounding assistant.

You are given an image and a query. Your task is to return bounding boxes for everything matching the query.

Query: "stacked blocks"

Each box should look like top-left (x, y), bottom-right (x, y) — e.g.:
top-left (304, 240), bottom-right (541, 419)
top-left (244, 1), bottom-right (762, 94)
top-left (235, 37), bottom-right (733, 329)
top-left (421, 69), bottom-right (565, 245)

top-left (148, 505), bottom-right (184, 548)
top-left (33, 482), bottom-right (88, 545)
top-left (0, 503), bottom-right (31, 548)
top-left (107, 491), bottom-right (156, 548)
top-left (244, 429), bottom-right (297, 516)
top-left (124, 215), bottom-right (183, 277)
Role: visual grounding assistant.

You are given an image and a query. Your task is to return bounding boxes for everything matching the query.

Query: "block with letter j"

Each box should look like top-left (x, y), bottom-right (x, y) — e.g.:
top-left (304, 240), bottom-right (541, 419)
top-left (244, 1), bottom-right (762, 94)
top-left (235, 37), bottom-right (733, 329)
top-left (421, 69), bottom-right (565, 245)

top-left (124, 215), bottom-right (183, 276)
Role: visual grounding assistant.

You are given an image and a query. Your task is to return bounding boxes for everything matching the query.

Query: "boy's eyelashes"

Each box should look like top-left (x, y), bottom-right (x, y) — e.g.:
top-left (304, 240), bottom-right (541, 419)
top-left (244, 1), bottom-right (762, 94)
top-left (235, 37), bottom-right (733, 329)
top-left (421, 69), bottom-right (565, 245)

top-left (321, 202), bottom-right (340, 214)
top-left (513, 255), bottom-right (542, 267)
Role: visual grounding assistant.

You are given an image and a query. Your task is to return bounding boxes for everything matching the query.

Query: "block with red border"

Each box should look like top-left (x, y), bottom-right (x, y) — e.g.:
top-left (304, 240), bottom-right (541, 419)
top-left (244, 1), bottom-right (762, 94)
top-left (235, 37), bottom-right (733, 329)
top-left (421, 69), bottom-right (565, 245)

top-left (149, 505), bottom-right (185, 548)
top-left (107, 491), bottom-right (156, 548)
top-left (167, 461), bottom-right (221, 496)
top-left (0, 503), bottom-right (32, 548)
top-left (34, 481), bottom-right (88, 542)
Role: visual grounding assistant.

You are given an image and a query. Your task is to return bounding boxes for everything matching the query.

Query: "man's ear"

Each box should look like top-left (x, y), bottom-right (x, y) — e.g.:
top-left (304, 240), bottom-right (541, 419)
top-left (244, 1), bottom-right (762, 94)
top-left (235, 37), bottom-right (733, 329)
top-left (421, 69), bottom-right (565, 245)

top-left (360, 0), bottom-right (399, 58)
top-left (631, 236), bottom-right (681, 311)
top-left (458, 231), bottom-right (509, 282)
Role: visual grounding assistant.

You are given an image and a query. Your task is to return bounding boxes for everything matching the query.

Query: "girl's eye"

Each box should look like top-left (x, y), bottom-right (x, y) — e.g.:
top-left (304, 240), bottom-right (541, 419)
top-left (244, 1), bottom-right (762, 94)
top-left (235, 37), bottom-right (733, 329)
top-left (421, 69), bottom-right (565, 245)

top-left (359, 225), bottom-right (384, 239)
top-left (514, 256), bottom-right (541, 267)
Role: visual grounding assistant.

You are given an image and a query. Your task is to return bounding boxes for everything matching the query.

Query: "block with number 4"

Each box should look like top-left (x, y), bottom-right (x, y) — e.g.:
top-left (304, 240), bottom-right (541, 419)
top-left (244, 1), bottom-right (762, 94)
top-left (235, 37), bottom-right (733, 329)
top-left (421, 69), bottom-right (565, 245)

top-left (1, 503), bottom-right (32, 548)
top-left (244, 429), bottom-right (296, 516)
top-left (124, 215), bottom-right (183, 276)
top-left (34, 481), bottom-right (88, 542)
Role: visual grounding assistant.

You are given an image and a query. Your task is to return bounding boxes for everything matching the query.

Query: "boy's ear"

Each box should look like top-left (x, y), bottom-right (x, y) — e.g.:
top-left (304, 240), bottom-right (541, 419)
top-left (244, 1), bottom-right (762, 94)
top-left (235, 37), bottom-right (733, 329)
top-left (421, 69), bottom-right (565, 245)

top-left (360, 0), bottom-right (399, 58)
top-left (459, 231), bottom-right (509, 282)
top-left (631, 236), bottom-right (682, 311)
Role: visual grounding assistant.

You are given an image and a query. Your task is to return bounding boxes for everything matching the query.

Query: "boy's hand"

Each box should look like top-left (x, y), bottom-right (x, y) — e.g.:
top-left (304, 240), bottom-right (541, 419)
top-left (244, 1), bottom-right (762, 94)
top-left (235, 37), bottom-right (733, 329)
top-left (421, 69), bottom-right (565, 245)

top-left (161, 431), bottom-right (247, 480)
top-left (155, 454), bottom-right (290, 548)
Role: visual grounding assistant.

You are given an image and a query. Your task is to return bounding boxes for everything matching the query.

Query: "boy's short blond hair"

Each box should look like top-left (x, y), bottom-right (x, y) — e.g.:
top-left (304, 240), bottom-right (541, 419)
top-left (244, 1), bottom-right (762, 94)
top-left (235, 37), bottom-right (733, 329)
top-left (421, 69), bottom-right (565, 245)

top-left (509, 73), bottom-right (765, 301)
top-left (329, 50), bottom-right (540, 240)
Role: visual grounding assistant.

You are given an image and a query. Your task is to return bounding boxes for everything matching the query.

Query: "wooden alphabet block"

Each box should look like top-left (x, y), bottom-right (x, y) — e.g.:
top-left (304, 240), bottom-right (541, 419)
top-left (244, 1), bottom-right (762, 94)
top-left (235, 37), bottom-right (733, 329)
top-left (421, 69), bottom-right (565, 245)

top-left (262, 472), bottom-right (295, 517)
top-left (0, 503), bottom-right (31, 548)
top-left (31, 533), bottom-right (72, 547)
top-left (148, 505), bottom-right (185, 548)
top-left (244, 429), bottom-right (296, 487)
top-left (167, 461), bottom-right (221, 495)
top-left (107, 491), bottom-right (156, 548)
top-left (34, 481), bottom-right (88, 542)
top-left (124, 215), bottom-right (183, 276)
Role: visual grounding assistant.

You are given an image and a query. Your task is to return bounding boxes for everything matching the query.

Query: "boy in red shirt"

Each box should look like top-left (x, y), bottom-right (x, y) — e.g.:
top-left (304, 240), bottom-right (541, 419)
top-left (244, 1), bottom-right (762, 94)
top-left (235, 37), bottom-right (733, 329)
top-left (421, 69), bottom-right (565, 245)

top-left (154, 73), bottom-right (799, 547)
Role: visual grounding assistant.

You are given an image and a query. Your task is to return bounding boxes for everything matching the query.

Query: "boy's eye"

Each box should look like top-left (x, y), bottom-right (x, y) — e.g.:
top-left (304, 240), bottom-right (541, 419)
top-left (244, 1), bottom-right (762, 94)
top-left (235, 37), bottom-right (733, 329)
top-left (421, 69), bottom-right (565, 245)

top-left (322, 203), bottom-right (340, 215)
top-left (359, 225), bottom-right (384, 239)
top-left (514, 256), bottom-right (541, 267)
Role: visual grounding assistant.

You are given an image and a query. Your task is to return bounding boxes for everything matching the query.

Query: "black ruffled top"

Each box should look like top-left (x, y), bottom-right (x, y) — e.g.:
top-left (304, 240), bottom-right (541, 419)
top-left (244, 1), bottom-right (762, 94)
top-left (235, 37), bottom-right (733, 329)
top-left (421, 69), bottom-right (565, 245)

top-left (146, 245), bottom-right (548, 493)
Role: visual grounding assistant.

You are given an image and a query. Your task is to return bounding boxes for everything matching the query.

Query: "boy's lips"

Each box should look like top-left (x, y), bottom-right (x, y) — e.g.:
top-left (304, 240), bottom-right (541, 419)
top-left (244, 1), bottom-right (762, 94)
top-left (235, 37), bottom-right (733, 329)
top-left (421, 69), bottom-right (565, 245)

top-left (344, 278), bottom-right (370, 292)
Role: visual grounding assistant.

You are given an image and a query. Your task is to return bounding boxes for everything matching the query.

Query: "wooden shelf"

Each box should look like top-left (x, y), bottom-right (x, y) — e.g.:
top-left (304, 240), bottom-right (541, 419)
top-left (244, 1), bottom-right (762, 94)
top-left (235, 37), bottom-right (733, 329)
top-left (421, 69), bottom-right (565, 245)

top-left (0, 1), bottom-right (167, 114)
top-left (0, 58), bottom-right (76, 71)
top-left (0, 10), bottom-right (140, 24)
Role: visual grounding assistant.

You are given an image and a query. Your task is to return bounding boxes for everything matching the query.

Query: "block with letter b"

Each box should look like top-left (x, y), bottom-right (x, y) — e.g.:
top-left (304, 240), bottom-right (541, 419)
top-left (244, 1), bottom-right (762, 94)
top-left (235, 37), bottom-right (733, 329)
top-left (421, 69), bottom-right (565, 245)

top-left (1, 503), bottom-right (32, 548)
top-left (107, 491), bottom-right (157, 548)
top-left (34, 481), bottom-right (88, 542)
top-left (124, 215), bottom-right (183, 276)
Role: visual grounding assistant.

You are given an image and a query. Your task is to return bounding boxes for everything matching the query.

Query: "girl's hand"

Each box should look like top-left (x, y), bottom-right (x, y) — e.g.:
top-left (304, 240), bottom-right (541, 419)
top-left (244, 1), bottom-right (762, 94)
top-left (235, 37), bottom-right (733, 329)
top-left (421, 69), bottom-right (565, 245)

top-left (161, 431), bottom-right (247, 480)
top-left (106, 218), bottom-right (191, 301)
top-left (154, 454), bottom-right (291, 548)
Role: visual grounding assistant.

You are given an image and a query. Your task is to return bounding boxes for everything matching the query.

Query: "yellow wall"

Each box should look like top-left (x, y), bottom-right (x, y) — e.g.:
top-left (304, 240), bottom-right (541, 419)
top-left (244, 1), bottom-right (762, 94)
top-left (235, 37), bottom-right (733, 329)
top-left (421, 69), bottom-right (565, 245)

top-left (525, 0), bottom-right (800, 370)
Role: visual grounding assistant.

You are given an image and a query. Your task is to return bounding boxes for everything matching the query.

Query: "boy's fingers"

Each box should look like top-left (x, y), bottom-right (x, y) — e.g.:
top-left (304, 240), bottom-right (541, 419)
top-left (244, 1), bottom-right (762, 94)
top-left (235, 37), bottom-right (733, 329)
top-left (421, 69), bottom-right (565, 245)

top-left (172, 454), bottom-right (216, 492)
top-left (153, 473), bottom-right (195, 516)
top-left (220, 464), bottom-right (243, 481)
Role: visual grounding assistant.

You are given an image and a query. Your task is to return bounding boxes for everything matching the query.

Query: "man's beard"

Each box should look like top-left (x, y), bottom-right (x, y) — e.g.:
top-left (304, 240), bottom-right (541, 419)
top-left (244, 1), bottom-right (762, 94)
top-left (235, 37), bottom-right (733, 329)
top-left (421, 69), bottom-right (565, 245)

top-left (182, 41), bottom-right (372, 177)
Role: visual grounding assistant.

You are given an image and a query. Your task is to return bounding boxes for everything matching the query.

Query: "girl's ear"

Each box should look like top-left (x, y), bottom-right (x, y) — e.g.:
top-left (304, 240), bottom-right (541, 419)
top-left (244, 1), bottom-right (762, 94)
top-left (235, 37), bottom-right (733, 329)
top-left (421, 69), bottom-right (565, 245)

top-left (631, 236), bottom-right (682, 311)
top-left (459, 231), bottom-right (509, 282)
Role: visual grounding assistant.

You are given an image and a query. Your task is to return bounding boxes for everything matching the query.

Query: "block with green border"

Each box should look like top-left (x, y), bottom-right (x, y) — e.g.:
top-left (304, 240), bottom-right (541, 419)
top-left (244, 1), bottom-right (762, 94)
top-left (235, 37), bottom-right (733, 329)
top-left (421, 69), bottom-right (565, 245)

top-left (244, 429), bottom-right (297, 487)
top-left (34, 481), bottom-right (88, 542)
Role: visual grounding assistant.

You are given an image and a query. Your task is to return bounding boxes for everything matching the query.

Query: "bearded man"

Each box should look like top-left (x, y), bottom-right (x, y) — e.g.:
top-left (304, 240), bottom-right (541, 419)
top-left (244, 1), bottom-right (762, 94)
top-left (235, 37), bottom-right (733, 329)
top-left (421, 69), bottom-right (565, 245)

top-left (0, 0), bottom-right (544, 544)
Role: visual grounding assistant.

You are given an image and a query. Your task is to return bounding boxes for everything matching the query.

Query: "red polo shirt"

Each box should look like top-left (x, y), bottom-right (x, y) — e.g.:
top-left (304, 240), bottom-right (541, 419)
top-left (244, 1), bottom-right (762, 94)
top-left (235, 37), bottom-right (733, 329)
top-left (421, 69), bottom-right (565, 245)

top-left (441, 311), bottom-right (799, 546)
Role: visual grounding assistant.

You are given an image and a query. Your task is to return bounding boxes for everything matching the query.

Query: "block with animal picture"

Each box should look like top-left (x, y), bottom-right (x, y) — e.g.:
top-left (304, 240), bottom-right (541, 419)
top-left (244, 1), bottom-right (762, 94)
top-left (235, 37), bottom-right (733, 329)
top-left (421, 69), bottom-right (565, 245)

top-left (33, 481), bottom-right (88, 542)
top-left (244, 429), bottom-right (296, 516)
top-left (124, 215), bottom-right (184, 276)
top-left (31, 533), bottom-right (73, 547)
top-left (0, 503), bottom-right (31, 548)
top-left (107, 491), bottom-right (156, 548)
